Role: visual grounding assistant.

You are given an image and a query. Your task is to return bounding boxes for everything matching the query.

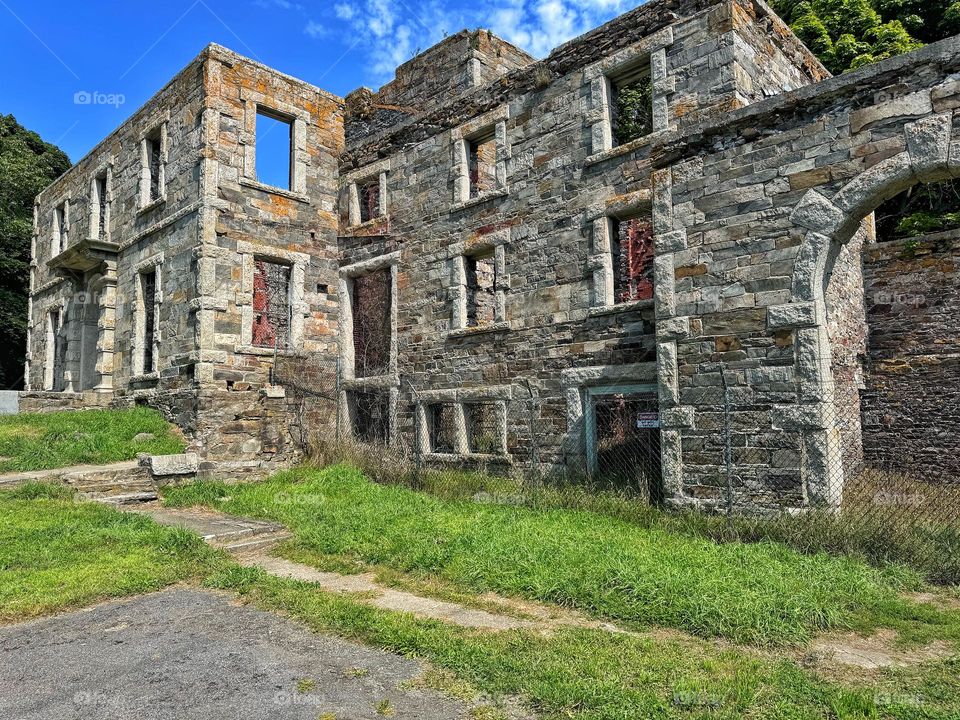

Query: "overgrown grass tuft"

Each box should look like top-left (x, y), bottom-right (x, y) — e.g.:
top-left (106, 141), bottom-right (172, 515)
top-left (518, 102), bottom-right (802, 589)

top-left (206, 567), bottom-right (960, 720)
top-left (307, 440), bottom-right (960, 584)
top-left (0, 483), bottom-right (222, 620)
top-left (0, 407), bottom-right (185, 473)
top-left (165, 466), bottom-right (937, 646)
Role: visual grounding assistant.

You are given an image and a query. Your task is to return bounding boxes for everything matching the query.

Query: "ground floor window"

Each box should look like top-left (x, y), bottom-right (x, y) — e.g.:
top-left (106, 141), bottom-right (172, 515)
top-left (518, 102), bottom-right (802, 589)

top-left (140, 270), bottom-right (157, 373)
top-left (588, 386), bottom-right (662, 501)
top-left (349, 390), bottom-right (390, 445)
top-left (427, 402), bottom-right (457, 454)
top-left (465, 403), bottom-right (501, 454)
top-left (47, 309), bottom-right (66, 392)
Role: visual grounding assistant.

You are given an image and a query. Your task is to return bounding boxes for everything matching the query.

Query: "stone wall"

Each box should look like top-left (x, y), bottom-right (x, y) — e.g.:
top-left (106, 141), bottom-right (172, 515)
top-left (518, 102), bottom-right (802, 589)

top-left (861, 230), bottom-right (960, 482)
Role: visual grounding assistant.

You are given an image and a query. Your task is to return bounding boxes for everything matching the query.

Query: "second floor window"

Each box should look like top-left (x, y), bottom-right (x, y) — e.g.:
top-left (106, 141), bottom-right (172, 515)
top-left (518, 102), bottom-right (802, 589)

top-left (465, 252), bottom-right (497, 327)
top-left (255, 108), bottom-right (293, 190)
top-left (252, 259), bottom-right (291, 350)
top-left (611, 214), bottom-right (655, 303)
top-left (53, 202), bottom-right (68, 255)
top-left (147, 134), bottom-right (162, 202)
top-left (610, 62), bottom-right (653, 146)
top-left (468, 130), bottom-right (497, 198)
top-left (352, 268), bottom-right (392, 377)
top-left (93, 173), bottom-right (108, 240)
top-left (358, 179), bottom-right (381, 223)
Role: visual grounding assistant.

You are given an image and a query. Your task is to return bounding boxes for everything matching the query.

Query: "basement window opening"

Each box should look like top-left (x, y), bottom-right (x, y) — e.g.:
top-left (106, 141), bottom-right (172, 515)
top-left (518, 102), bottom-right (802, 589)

top-left (252, 259), bottom-right (292, 350)
top-left (610, 62), bottom-right (653, 147)
top-left (255, 108), bottom-right (293, 191)
top-left (611, 214), bottom-right (655, 303)
top-left (351, 390), bottom-right (390, 445)
top-left (465, 402), bottom-right (501, 454)
top-left (428, 402), bottom-right (457, 454)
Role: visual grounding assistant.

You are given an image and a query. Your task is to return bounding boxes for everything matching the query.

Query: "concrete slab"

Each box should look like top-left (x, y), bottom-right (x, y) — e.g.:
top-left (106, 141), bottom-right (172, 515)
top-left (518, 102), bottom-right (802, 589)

top-left (0, 588), bottom-right (472, 720)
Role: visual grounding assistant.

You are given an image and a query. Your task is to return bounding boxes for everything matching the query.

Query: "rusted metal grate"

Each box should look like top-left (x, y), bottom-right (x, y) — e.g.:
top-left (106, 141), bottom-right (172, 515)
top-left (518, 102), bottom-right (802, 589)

top-left (252, 259), bottom-right (291, 350)
top-left (612, 215), bottom-right (655, 303)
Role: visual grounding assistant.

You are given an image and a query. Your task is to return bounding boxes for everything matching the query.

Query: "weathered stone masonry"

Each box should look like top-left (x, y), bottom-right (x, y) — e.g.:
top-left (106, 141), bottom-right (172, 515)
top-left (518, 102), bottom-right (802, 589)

top-left (27, 0), bottom-right (960, 499)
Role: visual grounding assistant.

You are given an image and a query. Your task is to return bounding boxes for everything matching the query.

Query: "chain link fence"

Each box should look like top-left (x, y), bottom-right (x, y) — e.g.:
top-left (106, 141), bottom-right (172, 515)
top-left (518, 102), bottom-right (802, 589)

top-left (286, 371), bottom-right (960, 584)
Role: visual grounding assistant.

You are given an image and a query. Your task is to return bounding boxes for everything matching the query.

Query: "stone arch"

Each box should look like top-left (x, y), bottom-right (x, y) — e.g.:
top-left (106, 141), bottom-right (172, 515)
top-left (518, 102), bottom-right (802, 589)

top-left (781, 111), bottom-right (959, 506)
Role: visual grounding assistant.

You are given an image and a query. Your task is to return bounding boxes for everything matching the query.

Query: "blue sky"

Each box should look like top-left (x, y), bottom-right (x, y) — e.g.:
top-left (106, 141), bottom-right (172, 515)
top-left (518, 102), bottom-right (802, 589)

top-left (1, 0), bottom-right (637, 164)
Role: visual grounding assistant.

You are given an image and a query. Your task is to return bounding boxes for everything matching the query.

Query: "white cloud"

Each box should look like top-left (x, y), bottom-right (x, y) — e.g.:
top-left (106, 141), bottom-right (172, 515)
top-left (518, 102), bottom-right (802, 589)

top-left (305, 0), bottom-right (635, 86)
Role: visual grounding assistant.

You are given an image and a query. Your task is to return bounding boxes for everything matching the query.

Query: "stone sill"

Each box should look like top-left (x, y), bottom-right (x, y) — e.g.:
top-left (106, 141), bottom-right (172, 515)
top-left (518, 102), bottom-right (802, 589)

top-left (137, 196), bottom-right (167, 215)
top-left (447, 321), bottom-right (510, 338)
top-left (450, 187), bottom-right (509, 213)
top-left (584, 131), bottom-right (663, 166)
top-left (588, 298), bottom-right (655, 317)
top-left (346, 215), bottom-right (389, 232)
top-left (130, 372), bottom-right (160, 384)
top-left (237, 345), bottom-right (302, 357)
top-left (341, 374), bottom-right (399, 390)
top-left (239, 177), bottom-right (310, 203)
top-left (424, 452), bottom-right (513, 465)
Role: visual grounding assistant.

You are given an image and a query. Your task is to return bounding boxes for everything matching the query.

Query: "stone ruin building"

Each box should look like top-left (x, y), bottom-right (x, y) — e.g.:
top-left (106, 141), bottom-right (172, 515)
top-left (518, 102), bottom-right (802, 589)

top-left (24, 0), bottom-right (960, 510)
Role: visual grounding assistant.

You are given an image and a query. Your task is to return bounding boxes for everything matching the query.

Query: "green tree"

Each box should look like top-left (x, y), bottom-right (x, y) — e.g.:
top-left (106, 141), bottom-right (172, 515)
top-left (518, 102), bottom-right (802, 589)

top-left (0, 116), bottom-right (70, 389)
top-left (774, 0), bottom-right (923, 73)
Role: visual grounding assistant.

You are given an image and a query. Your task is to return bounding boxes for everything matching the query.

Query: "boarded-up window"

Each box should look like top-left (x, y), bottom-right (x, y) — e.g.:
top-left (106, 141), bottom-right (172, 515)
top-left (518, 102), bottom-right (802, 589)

top-left (612, 215), bottom-right (655, 303)
top-left (352, 269), bottom-right (391, 377)
top-left (252, 259), bottom-right (291, 350)
top-left (358, 180), bottom-right (380, 223)
top-left (351, 390), bottom-right (390, 445)
top-left (468, 132), bottom-right (497, 198)
top-left (610, 63), bottom-right (653, 146)
top-left (141, 270), bottom-right (157, 373)
top-left (428, 403), bottom-right (456, 454)
top-left (465, 252), bottom-right (496, 327)
top-left (466, 403), bottom-right (500, 454)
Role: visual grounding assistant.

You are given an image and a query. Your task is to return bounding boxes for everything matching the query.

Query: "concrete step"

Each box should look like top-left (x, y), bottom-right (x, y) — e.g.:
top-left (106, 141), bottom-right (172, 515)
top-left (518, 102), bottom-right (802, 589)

top-left (91, 491), bottom-right (160, 506)
top-left (126, 506), bottom-right (291, 553)
top-left (219, 529), bottom-right (293, 553)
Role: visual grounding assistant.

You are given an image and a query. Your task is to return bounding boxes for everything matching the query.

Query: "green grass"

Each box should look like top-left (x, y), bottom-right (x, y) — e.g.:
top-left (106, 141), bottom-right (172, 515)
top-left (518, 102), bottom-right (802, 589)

top-left (0, 407), bottom-right (185, 473)
top-left (163, 465), bottom-right (939, 646)
top-left (206, 565), bottom-right (960, 720)
top-left (0, 482), bottom-right (222, 620)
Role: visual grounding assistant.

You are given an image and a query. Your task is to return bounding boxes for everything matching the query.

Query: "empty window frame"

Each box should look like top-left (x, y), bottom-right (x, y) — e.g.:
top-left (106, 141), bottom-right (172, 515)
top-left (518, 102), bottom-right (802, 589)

top-left (358, 179), bottom-right (381, 224)
top-left (47, 309), bottom-right (66, 391)
top-left (53, 201), bottom-right (68, 255)
top-left (350, 390), bottom-right (390, 445)
top-left (465, 403), bottom-right (502, 454)
top-left (610, 214), bottom-right (655, 303)
top-left (91, 173), bottom-right (108, 240)
top-left (252, 259), bottom-right (292, 350)
top-left (351, 268), bottom-right (392, 378)
top-left (609, 61), bottom-right (653, 147)
top-left (427, 402), bottom-right (457, 454)
top-left (139, 269), bottom-right (158, 374)
top-left (465, 251), bottom-right (497, 328)
top-left (145, 129), bottom-right (164, 204)
top-left (467, 130), bottom-right (497, 199)
top-left (255, 108), bottom-right (293, 190)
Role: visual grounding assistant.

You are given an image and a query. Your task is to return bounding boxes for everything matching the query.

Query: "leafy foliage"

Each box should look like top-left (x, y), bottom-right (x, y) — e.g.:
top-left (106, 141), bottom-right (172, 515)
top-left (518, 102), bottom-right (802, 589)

top-left (612, 74), bottom-right (653, 145)
top-left (0, 115), bottom-right (70, 389)
top-left (771, 0), bottom-right (930, 73)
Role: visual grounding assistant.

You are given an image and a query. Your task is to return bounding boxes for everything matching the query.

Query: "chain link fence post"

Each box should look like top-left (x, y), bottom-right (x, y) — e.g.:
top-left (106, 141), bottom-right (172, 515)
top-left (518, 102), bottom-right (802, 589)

top-left (720, 369), bottom-right (734, 530)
